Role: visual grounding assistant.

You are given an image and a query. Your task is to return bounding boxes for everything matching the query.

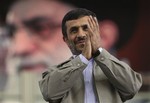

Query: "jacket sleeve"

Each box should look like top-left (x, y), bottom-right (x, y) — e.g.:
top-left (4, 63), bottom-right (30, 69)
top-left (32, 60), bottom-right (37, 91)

top-left (39, 56), bottom-right (87, 102)
top-left (94, 49), bottom-right (143, 102)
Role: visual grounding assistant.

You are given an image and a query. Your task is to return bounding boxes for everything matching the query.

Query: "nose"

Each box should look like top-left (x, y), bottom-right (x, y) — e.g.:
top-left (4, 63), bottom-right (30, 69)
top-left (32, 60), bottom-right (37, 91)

top-left (77, 28), bottom-right (86, 37)
top-left (12, 28), bottom-right (38, 57)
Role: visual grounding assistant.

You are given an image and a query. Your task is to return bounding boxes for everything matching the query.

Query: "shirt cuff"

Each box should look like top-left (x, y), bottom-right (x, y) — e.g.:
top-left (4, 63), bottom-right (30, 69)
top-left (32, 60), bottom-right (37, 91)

top-left (79, 54), bottom-right (89, 64)
top-left (98, 47), bottom-right (103, 53)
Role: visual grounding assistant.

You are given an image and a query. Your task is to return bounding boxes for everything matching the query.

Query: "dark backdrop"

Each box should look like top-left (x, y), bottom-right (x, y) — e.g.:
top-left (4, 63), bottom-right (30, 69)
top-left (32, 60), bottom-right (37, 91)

top-left (63, 0), bottom-right (150, 72)
top-left (0, 0), bottom-right (150, 72)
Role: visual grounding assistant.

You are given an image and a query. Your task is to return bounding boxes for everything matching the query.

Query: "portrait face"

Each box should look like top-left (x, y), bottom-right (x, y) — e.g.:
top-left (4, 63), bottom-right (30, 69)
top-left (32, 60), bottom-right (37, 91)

top-left (64, 16), bottom-right (90, 55)
top-left (99, 20), bottom-right (119, 50)
top-left (6, 0), bottom-right (73, 72)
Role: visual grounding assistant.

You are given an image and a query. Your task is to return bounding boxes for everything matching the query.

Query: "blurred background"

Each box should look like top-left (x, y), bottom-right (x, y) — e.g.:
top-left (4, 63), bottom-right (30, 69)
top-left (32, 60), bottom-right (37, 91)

top-left (0, 0), bottom-right (150, 103)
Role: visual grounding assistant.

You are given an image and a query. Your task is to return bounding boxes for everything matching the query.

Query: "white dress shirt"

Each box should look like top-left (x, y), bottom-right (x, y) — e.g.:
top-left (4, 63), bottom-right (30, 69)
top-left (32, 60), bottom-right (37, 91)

top-left (79, 48), bottom-right (103, 103)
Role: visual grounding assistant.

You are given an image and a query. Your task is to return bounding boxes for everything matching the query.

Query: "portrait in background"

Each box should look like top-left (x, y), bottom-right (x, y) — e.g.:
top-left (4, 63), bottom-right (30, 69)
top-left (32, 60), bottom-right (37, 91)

top-left (0, 0), bottom-right (76, 103)
top-left (6, 0), bottom-right (75, 73)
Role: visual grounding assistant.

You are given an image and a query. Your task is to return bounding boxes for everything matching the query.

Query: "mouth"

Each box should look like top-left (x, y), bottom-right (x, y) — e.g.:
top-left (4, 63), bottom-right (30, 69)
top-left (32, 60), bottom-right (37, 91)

top-left (74, 40), bottom-right (86, 51)
top-left (76, 40), bottom-right (86, 44)
top-left (16, 58), bottom-right (50, 72)
top-left (18, 62), bottom-right (48, 72)
top-left (18, 63), bottom-right (48, 72)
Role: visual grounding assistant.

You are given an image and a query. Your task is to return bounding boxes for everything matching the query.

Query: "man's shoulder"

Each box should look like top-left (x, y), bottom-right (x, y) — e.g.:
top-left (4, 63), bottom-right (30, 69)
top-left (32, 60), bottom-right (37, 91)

top-left (57, 59), bottom-right (72, 68)
top-left (47, 55), bottom-right (85, 70)
top-left (50, 56), bottom-right (73, 68)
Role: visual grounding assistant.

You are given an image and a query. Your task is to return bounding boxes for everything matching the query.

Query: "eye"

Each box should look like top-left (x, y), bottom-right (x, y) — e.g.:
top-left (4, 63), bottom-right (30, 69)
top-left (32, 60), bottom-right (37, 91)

top-left (5, 24), bottom-right (17, 38)
top-left (82, 25), bottom-right (88, 31)
top-left (70, 27), bottom-right (78, 34)
top-left (30, 23), bottom-right (47, 32)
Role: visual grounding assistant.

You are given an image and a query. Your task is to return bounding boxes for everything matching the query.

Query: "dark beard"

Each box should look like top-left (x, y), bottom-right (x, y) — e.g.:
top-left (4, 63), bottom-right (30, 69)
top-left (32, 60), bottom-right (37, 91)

top-left (69, 36), bottom-right (87, 55)
top-left (68, 43), bottom-right (81, 55)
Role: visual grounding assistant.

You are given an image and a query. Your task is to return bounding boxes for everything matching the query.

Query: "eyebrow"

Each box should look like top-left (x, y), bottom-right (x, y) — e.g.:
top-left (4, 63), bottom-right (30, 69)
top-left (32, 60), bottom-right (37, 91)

top-left (23, 16), bottom-right (62, 29)
top-left (70, 26), bottom-right (78, 31)
top-left (70, 24), bottom-right (88, 29)
top-left (23, 17), bottom-right (50, 26)
top-left (81, 24), bottom-right (88, 28)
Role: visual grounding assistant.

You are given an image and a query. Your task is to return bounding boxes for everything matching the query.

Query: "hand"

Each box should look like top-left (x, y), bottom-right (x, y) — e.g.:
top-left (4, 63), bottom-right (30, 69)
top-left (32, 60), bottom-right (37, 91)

top-left (88, 16), bottom-right (101, 54)
top-left (81, 33), bottom-right (92, 60)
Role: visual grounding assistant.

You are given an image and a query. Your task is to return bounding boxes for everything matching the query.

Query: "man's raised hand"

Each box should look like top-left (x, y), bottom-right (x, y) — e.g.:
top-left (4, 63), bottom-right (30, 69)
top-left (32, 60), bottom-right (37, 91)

top-left (88, 16), bottom-right (101, 54)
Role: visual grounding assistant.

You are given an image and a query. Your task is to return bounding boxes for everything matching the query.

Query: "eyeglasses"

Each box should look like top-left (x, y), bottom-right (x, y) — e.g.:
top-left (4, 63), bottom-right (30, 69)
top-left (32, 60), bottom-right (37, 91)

top-left (6, 16), bottom-right (61, 39)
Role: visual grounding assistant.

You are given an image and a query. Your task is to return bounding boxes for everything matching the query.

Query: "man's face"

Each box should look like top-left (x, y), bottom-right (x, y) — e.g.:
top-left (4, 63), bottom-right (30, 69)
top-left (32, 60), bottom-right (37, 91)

top-left (64, 16), bottom-right (90, 55)
top-left (6, 1), bottom-right (72, 72)
top-left (100, 21), bottom-right (118, 50)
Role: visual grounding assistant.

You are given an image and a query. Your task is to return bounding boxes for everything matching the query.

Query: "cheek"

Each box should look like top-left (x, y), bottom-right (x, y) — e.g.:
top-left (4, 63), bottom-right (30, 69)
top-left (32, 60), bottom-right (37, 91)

top-left (37, 36), bottom-right (64, 53)
top-left (37, 40), bottom-right (54, 54)
top-left (68, 35), bottom-right (76, 42)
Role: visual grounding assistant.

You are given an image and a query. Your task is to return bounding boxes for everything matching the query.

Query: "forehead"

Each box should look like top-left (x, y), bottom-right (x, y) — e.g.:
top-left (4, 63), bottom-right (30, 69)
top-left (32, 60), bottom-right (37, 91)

top-left (66, 16), bottom-right (89, 28)
top-left (100, 24), bottom-right (118, 37)
top-left (6, 1), bottom-right (72, 24)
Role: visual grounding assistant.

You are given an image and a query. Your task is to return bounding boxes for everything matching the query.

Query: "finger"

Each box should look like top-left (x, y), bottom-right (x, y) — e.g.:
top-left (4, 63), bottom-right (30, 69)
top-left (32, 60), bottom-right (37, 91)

top-left (89, 16), bottom-right (95, 28)
top-left (93, 17), bottom-right (100, 32)
top-left (86, 32), bottom-right (91, 41)
top-left (88, 16), bottom-right (96, 30)
top-left (88, 16), bottom-right (94, 30)
top-left (88, 16), bottom-right (95, 37)
top-left (87, 21), bottom-right (93, 36)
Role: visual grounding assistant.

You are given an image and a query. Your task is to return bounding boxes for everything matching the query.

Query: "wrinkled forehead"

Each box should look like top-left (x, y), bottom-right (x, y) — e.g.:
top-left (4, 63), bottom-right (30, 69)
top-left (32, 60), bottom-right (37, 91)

top-left (6, 0), bottom-right (73, 24)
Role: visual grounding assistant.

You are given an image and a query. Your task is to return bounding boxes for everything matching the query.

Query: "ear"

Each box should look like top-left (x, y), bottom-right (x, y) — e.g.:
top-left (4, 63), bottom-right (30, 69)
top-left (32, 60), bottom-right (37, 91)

top-left (63, 36), bottom-right (67, 42)
top-left (63, 37), bottom-right (70, 46)
top-left (63, 37), bottom-right (71, 47)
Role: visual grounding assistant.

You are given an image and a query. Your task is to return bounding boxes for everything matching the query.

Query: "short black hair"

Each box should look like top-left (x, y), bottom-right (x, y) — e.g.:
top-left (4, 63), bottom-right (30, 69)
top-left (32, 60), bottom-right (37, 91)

top-left (62, 8), bottom-right (97, 38)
